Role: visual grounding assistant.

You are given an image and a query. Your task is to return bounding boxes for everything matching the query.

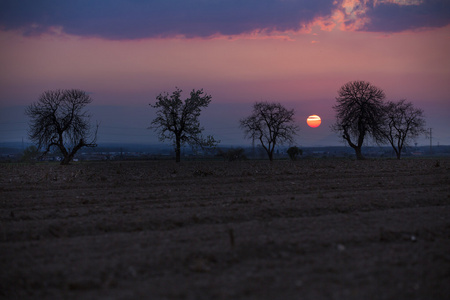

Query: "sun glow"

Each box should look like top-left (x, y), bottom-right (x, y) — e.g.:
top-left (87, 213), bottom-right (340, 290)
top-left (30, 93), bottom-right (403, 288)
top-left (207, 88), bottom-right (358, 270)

top-left (307, 115), bottom-right (321, 128)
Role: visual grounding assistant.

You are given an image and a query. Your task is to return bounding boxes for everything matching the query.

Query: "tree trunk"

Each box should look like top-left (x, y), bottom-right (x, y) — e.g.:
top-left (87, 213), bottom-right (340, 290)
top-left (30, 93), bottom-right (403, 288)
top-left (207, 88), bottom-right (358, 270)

top-left (268, 150), bottom-right (273, 161)
top-left (60, 139), bottom-right (86, 165)
top-left (61, 155), bottom-right (72, 165)
top-left (355, 146), bottom-right (365, 160)
top-left (58, 144), bottom-right (71, 165)
top-left (396, 139), bottom-right (404, 159)
top-left (343, 129), bottom-right (365, 160)
top-left (175, 136), bottom-right (181, 163)
top-left (389, 141), bottom-right (401, 160)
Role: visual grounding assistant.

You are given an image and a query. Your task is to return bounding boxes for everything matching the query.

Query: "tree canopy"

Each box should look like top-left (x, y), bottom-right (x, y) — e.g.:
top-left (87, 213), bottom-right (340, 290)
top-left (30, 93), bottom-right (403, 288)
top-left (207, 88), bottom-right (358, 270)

top-left (380, 99), bottom-right (426, 159)
top-left (240, 101), bottom-right (298, 161)
top-left (150, 88), bottom-right (219, 162)
top-left (332, 80), bottom-right (386, 160)
top-left (25, 89), bottom-right (98, 165)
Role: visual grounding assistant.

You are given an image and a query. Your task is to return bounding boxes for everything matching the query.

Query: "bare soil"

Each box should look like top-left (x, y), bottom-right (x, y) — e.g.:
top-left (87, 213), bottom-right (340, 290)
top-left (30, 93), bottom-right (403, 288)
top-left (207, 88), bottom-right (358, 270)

top-left (1, 158), bottom-right (449, 299)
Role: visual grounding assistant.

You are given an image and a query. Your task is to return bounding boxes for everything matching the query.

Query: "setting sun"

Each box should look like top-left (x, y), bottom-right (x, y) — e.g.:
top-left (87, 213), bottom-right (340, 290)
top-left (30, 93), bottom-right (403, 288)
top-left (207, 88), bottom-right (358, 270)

top-left (307, 115), bottom-right (321, 128)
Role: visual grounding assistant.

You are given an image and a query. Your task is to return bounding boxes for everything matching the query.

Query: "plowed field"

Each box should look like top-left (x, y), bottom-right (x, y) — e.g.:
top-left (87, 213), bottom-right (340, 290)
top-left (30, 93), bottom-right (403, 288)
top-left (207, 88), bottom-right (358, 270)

top-left (1, 158), bottom-right (449, 299)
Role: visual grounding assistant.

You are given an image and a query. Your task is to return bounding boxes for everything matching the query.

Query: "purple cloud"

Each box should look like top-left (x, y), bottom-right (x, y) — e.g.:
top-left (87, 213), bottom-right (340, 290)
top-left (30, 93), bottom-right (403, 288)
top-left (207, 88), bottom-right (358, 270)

top-left (0, 0), bottom-right (449, 39)
top-left (0, 0), bottom-right (336, 39)
top-left (360, 0), bottom-right (450, 32)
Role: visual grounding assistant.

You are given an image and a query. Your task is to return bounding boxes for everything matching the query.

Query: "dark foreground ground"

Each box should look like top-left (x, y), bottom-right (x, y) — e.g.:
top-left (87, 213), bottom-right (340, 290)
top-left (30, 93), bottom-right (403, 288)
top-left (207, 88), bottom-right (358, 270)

top-left (1, 158), bottom-right (449, 299)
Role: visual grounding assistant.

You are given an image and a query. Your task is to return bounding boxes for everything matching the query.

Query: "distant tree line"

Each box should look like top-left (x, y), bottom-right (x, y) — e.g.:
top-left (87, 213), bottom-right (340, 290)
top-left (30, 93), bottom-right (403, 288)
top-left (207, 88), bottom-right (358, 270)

top-left (25, 81), bottom-right (425, 164)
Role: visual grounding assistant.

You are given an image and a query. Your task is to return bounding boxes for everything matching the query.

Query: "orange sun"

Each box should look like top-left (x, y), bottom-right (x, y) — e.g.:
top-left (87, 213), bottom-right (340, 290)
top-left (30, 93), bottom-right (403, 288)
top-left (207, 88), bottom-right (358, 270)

top-left (307, 115), bottom-right (321, 128)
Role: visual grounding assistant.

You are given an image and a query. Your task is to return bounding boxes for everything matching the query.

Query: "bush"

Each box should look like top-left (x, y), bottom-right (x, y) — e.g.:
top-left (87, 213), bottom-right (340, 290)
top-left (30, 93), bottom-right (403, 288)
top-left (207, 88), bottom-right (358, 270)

top-left (20, 146), bottom-right (40, 163)
top-left (287, 146), bottom-right (302, 161)
top-left (217, 148), bottom-right (247, 161)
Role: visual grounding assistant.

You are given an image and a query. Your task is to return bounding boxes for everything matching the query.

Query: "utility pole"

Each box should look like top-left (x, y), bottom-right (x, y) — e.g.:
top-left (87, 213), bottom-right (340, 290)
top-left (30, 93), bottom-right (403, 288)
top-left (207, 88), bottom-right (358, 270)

top-left (426, 128), bottom-right (432, 154)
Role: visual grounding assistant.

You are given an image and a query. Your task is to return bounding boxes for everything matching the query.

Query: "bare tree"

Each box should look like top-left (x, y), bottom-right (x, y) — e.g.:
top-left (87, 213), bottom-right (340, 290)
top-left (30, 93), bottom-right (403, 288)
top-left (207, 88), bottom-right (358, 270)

top-left (380, 99), bottom-right (426, 159)
top-left (25, 89), bottom-right (98, 165)
top-left (150, 88), bottom-right (219, 162)
top-left (332, 81), bottom-right (385, 160)
top-left (240, 102), bottom-right (298, 161)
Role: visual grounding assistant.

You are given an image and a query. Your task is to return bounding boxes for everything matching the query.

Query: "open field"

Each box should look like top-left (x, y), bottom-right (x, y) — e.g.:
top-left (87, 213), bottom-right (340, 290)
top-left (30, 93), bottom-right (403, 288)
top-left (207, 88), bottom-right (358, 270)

top-left (1, 158), bottom-right (449, 299)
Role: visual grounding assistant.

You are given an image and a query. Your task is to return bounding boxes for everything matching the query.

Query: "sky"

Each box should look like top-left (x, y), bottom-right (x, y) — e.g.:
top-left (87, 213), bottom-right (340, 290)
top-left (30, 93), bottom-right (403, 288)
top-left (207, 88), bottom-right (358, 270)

top-left (1, 0), bottom-right (449, 148)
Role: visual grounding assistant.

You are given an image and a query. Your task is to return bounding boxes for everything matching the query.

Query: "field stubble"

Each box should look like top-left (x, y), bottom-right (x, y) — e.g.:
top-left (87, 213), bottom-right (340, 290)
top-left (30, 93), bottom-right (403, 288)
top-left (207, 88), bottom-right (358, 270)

top-left (1, 158), bottom-right (449, 299)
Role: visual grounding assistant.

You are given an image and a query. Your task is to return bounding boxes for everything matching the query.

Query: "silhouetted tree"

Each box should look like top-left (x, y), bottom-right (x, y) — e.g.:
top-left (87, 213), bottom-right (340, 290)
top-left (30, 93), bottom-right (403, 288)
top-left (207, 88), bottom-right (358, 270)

top-left (380, 99), bottom-right (426, 159)
top-left (25, 89), bottom-right (98, 165)
top-left (332, 81), bottom-right (385, 160)
top-left (287, 146), bottom-right (302, 161)
top-left (240, 102), bottom-right (298, 161)
top-left (150, 88), bottom-right (219, 162)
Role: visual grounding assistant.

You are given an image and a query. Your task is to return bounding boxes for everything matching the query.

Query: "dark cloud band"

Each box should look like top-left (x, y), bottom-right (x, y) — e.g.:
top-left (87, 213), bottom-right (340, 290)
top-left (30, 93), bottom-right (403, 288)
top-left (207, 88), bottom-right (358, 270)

top-left (0, 0), bottom-right (335, 39)
top-left (360, 0), bottom-right (450, 32)
top-left (0, 0), bottom-right (449, 39)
